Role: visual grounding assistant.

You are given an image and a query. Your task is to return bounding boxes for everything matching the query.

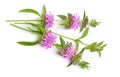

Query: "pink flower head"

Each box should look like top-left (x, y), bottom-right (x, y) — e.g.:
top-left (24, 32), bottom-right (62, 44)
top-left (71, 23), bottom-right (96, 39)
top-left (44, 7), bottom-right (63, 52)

top-left (41, 31), bottom-right (57, 48)
top-left (61, 43), bottom-right (76, 60)
top-left (70, 14), bottom-right (81, 30)
top-left (44, 13), bottom-right (54, 28)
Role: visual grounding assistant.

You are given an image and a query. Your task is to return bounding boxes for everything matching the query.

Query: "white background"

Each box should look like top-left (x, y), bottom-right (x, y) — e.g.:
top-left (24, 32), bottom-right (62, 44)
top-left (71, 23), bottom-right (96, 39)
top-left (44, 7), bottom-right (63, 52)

top-left (0, 0), bottom-right (120, 77)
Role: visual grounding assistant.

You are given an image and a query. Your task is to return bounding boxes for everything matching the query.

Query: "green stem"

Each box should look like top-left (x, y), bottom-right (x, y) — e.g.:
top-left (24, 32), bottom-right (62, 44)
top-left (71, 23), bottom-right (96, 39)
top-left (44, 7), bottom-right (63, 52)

top-left (78, 40), bottom-right (88, 45)
top-left (6, 20), bottom-right (40, 22)
top-left (51, 31), bottom-right (75, 41)
top-left (6, 20), bottom-right (64, 23)
top-left (75, 40), bottom-right (79, 50)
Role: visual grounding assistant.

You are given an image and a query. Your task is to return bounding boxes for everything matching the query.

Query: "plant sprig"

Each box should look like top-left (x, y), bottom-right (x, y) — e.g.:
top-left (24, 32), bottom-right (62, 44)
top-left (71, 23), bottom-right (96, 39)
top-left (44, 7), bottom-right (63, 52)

top-left (6, 5), bottom-right (107, 70)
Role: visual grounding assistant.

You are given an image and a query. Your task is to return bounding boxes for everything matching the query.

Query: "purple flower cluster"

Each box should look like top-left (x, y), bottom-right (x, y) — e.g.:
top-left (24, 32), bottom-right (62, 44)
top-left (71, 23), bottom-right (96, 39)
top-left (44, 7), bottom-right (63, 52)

top-left (70, 14), bottom-right (81, 30)
top-left (44, 13), bottom-right (54, 28)
top-left (41, 31), bottom-right (57, 48)
top-left (42, 13), bottom-right (79, 60)
top-left (61, 43), bottom-right (76, 60)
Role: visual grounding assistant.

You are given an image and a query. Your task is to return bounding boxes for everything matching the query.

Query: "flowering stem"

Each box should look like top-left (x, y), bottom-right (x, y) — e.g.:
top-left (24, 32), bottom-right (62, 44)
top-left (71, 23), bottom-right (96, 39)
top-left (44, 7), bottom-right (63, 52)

top-left (51, 31), bottom-right (75, 41)
top-left (51, 31), bottom-right (88, 46)
top-left (6, 20), bottom-right (40, 22)
top-left (6, 20), bottom-right (64, 23)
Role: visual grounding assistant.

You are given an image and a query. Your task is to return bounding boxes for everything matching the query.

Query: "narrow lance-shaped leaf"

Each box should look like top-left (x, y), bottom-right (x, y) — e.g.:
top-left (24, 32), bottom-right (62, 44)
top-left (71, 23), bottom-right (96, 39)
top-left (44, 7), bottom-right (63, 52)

top-left (58, 15), bottom-right (67, 20)
top-left (85, 42), bottom-right (97, 52)
top-left (27, 26), bottom-right (38, 32)
top-left (60, 37), bottom-right (65, 48)
top-left (19, 9), bottom-right (41, 17)
top-left (83, 10), bottom-right (86, 19)
top-left (26, 23), bottom-right (38, 27)
top-left (42, 5), bottom-right (46, 14)
top-left (54, 44), bottom-right (62, 51)
top-left (17, 41), bottom-right (39, 46)
top-left (65, 13), bottom-right (71, 28)
top-left (79, 27), bottom-right (89, 39)
top-left (97, 41), bottom-right (104, 47)
top-left (17, 34), bottom-right (43, 46)
top-left (97, 44), bottom-right (107, 57)
top-left (60, 21), bottom-right (69, 27)
top-left (82, 11), bottom-right (88, 28)
top-left (80, 11), bottom-right (86, 32)
top-left (26, 23), bottom-right (46, 34)
top-left (67, 61), bottom-right (73, 67)
top-left (77, 48), bottom-right (85, 56)
top-left (99, 44), bottom-right (107, 51)
top-left (80, 11), bottom-right (89, 32)
top-left (81, 16), bottom-right (89, 31)
top-left (37, 22), bottom-right (46, 34)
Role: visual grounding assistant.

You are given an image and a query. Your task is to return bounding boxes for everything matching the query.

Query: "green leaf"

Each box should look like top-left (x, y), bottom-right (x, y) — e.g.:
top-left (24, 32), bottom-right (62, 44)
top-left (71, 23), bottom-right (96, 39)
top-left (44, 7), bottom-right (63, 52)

top-left (60, 21), bottom-right (67, 26)
top-left (97, 41), bottom-right (104, 47)
top-left (80, 11), bottom-right (89, 32)
top-left (83, 10), bottom-right (86, 20)
top-left (54, 44), bottom-right (62, 51)
top-left (80, 61), bottom-right (90, 70)
top-left (60, 21), bottom-right (69, 28)
top-left (59, 13), bottom-right (71, 28)
top-left (66, 13), bottom-right (72, 28)
top-left (58, 15), bottom-right (67, 20)
top-left (80, 16), bottom-right (89, 32)
top-left (80, 27), bottom-right (89, 39)
top-left (73, 55), bottom-right (82, 63)
top-left (37, 23), bottom-right (46, 34)
top-left (85, 42), bottom-right (97, 52)
top-left (27, 26), bottom-right (40, 33)
top-left (77, 48), bottom-right (85, 56)
top-left (99, 44), bottom-right (107, 51)
top-left (29, 23), bottom-right (38, 27)
top-left (19, 9), bottom-right (41, 17)
top-left (83, 16), bottom-right (89, 27)
top-left (90, 19), bottom-right (101, 27)
top-left (97, 44), bottom-right (107, 57)
top-left (17, 41), bottom-right (39, 46)
top-left (68, 13), bottom-right (72, 19)
top-left (42, 5), bottom-right (46, 14)
top-left (60, 37), bottom-right (65, 48)
top-left (67, 61), bottom-right (73, 67)
top-left (26, 23), bottom-right (45, 34)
